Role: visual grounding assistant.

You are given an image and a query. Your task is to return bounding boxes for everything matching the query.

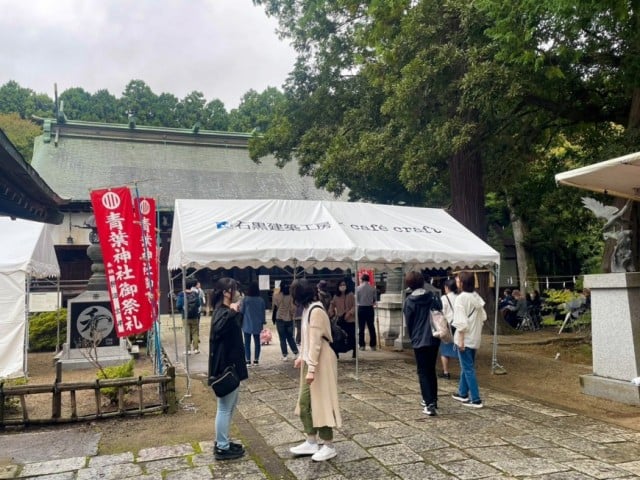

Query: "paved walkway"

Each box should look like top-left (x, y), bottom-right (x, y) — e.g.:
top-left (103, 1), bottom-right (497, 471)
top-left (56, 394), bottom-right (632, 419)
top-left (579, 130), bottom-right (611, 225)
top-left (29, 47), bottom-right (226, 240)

top-left (2, 316), bottom-right (640, 479)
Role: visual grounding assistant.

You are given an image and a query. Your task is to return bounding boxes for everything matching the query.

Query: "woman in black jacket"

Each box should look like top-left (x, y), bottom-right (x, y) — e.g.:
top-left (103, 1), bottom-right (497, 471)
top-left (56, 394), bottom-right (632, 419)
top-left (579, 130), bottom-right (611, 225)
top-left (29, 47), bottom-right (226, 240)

top-left (208, 278), bottom-right (249, 461)
top-left (403, 271), bottom-right (442, 417)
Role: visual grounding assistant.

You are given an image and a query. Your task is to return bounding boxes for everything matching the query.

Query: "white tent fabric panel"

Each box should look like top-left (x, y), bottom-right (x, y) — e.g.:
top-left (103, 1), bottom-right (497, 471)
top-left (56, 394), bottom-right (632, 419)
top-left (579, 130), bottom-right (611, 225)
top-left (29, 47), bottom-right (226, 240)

top-left (168, 199), bottom-right (500, 270)
top-left (0, 271), bottom-right (26, 378)
top-left (555, 151), bottom-right (640, 202)
top-left (323, 202), bottom-right (499, 268)
top-left (0, 218), bottom-right (60, 277)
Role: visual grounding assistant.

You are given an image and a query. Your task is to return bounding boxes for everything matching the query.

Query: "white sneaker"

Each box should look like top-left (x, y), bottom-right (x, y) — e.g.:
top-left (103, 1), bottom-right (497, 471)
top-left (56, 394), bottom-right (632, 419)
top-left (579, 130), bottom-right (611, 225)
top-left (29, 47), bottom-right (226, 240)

top-left (282, 355), bottom-right (289, 361)
top-left (290, 440), bottom-right (319, 456)
top-left (311, 444), bottom-right (337, 462)
top-left (193, 349), bottom-right (200, 354)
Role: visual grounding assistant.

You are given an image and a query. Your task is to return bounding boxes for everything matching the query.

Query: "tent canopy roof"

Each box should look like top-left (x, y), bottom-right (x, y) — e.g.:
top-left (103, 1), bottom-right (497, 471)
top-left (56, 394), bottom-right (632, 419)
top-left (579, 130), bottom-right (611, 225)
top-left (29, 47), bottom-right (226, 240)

top-left (168, 199), bottom-right (500, 271)
top-left (555, 151), bottom-right (640, 201)
top-left (0, 217), bottom-right (60, 277)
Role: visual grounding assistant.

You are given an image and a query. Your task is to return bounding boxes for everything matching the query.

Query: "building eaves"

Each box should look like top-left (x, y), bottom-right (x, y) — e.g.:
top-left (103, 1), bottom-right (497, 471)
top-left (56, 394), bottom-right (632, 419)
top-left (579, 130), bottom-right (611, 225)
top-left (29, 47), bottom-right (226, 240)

top-left (0, 129), bottom-right (67, 224)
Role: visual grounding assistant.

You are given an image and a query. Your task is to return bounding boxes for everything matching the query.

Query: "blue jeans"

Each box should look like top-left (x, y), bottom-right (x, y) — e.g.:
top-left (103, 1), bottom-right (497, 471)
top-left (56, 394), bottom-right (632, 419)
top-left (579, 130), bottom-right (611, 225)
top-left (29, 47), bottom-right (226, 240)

top-left (244, 332), bottom-right (261, 362)
top-left (215, 386), bottom-right (240, 450)
top-left (457, 347), bottom-right (481, 403)
top-left (276, 320), bottom-right (298, 356)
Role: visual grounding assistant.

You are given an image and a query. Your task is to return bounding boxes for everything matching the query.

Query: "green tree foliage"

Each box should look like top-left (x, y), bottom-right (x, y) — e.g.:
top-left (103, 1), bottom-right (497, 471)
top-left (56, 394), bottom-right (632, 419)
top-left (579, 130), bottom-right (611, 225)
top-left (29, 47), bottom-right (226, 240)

top-left (252, 0), bottom-right (640, 277)
top-left (0, 81), bottom-right (54, 119)
top-left (229, 87), bottom-right (285, 133)
top-left (59, 87), bottom-right (92, 120)
top-left (28, 308), bottom-right (67, 352)
top-left (121, 79), bottom-right (158, 124)
top-left (0, 113), bottom-right (43, 162)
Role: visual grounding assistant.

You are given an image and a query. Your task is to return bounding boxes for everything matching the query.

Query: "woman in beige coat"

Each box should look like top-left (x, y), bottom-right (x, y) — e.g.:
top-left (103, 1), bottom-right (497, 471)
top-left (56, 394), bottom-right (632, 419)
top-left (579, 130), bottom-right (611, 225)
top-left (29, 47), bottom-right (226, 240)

top-left (290, 278), bottom-right (342, 462)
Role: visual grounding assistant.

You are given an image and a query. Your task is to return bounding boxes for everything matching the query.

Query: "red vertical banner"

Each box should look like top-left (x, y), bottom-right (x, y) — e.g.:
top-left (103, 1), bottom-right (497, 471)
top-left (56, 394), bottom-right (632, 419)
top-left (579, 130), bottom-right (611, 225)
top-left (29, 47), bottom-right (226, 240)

top-left (134, 197), bottom-right (158, 310)
top-left (90, 187), bottom-right (153, 337)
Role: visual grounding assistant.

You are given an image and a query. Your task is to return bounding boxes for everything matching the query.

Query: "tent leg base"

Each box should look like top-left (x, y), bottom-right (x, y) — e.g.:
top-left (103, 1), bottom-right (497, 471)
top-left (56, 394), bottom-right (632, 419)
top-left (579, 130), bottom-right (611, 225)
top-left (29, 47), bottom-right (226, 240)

top-left (492, 362), bottom-right (507, 375)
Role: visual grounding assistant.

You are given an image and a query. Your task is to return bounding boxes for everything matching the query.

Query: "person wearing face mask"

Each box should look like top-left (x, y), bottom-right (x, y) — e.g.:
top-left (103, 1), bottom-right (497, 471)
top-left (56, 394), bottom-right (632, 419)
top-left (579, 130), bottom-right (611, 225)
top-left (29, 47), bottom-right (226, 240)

top-left (328, 279), bottom-right (356, 358)
top-left (208, 277), bottom-right (249, 461)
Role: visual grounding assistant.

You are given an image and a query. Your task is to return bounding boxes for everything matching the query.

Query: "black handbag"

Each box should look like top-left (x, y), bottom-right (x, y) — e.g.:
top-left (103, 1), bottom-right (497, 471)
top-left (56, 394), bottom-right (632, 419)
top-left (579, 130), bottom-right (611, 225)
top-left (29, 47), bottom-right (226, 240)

top-left (210, 365), bottom-right (240, 397)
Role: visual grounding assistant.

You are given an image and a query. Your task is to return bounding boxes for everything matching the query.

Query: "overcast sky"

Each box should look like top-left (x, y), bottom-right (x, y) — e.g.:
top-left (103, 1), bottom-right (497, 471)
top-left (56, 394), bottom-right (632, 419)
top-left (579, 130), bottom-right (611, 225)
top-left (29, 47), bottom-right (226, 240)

top-left (0, 0), bottom-right (296, 109)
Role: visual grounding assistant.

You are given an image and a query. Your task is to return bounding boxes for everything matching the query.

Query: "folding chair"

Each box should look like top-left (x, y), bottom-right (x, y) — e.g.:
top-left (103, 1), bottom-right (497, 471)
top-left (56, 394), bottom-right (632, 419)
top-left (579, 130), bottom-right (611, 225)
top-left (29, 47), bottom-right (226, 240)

top-left (516, 312), bottom-right (536, 331)
top-left (558, 298), bottom-right (586, 334)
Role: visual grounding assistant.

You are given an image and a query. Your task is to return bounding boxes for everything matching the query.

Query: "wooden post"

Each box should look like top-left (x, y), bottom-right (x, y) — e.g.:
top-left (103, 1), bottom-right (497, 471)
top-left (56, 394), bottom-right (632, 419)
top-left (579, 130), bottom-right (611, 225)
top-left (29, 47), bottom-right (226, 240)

top-left (52, 361), bottom-right (62, 419)
top-left (165, 366), bottom-right (177, 414)
top-left (0, 382), bottom-right (5, 428)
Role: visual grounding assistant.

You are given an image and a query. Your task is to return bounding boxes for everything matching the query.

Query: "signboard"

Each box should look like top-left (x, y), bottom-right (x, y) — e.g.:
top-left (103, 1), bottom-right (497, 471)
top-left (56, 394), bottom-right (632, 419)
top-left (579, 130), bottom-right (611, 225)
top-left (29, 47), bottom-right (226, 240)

top-left (69, 301), bottom-right (118, 348)
top-left (28, 292), bottom-right (61, 312)
top-left (258, 275), bottom-right (270, 291)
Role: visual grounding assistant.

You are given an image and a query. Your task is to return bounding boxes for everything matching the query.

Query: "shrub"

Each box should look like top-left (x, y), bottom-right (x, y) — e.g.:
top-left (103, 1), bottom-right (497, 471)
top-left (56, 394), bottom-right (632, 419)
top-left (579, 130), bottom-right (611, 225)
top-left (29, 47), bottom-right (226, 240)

top-left (96, 359), bottom-right (135, 403)
top-left (1, 377), bottom-right (27, 412)
top-left (29, 309), bottom-right (67, 352)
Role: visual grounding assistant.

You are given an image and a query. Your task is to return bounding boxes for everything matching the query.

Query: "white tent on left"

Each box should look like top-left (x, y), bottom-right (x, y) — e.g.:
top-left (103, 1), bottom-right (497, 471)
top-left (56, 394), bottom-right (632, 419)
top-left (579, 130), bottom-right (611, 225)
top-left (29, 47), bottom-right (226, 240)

top-left (0, 217), bottom-right (60, 378)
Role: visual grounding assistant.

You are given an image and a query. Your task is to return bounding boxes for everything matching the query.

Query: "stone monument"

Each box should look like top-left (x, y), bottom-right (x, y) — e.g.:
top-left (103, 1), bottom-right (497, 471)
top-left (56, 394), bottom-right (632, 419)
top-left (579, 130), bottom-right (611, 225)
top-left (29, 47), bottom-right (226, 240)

top-left (374, 267), bottom-right (411, 350)
top-left (56, 217), bottom-right (131, 370)
top-left (581, 273), bottom-right (640, 404)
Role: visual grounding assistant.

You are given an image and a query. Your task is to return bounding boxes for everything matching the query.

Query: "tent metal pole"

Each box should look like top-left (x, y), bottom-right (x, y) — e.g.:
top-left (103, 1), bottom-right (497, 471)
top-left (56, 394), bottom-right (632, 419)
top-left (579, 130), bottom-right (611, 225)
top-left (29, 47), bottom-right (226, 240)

top-left (354, 261), bottom-right (359, 381)
top-left (491, 264), bottom-right (506, 374)
top-left (169, 268), bottom-right (179, 364)
top-left (24, 275), bottom-right (31, 377)
top-left (181, 267), bottom-right (192, 397)
top-left (397, 265), bottom-right (406, 352)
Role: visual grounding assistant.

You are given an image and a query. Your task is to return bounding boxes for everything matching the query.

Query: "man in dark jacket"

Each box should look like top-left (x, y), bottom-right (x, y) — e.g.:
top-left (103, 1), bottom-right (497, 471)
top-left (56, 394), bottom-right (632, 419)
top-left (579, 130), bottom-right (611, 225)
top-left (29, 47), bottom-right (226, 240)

top-left (403, 271), bottom-right (442, 417)
top-left (176, 279), bottom-right (201, 354)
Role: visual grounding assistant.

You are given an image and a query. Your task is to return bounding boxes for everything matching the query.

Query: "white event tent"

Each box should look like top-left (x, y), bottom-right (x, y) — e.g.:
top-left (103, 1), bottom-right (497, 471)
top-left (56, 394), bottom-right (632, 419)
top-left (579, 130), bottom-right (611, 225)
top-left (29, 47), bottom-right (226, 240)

top-left (168, 199), bottom-right (500, 270)
top-left (0, 217), bottom-right (60, 378)
top-left (168, 199), bottom-right (502, 379)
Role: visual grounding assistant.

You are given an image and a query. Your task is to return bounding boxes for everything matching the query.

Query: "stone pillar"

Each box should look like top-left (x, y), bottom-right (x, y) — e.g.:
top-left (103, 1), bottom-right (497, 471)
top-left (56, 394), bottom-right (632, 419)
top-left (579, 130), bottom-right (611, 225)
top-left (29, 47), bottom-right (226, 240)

top-left (581, 273), bottom-right (640, 404)
top-left (376, 267), bottom-right (411, 350)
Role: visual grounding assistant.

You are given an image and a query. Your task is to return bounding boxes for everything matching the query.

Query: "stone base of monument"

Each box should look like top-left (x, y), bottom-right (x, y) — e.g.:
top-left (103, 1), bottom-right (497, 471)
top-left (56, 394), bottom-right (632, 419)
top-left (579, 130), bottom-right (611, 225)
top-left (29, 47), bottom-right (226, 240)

top-left (580, 374), bottom-right (640, 405)
top-left (582, 272), bottom-right (640, 405)
top-left (56, 345), bottom-right (132, 371)
top-left (376, 293), bottom-right (410, 349)
top-left (56, 290), bottom-right (131, 371)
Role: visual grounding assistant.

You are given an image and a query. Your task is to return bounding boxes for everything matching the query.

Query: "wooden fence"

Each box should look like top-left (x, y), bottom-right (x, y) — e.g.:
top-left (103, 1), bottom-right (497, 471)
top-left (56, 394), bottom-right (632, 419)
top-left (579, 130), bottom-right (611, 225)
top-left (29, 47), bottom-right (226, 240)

top-left (0, 354), bottom-right (176, 428)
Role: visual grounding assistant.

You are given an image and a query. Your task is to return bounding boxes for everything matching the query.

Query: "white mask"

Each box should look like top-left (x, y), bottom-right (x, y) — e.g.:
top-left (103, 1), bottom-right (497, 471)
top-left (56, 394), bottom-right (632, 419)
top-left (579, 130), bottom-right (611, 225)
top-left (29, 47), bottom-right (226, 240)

top-left (231, 290), bottom-right (240, 303)
top-left (339, 286), bottom-right (347, 292)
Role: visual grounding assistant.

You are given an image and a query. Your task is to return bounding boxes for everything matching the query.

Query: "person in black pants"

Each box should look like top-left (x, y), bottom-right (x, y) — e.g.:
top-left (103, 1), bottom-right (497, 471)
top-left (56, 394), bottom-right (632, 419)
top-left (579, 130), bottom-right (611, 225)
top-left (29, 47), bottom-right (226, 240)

top-left (403, 271), bottom-right (442, 416)
top-left (356, 273), bottom-right (377, 350)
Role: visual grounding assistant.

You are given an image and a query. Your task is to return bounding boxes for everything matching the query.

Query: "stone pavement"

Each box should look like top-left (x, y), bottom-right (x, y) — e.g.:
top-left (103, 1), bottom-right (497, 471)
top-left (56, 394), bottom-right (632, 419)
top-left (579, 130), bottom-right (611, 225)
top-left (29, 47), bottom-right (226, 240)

top-left (3, 315), bottom-right (640, 479)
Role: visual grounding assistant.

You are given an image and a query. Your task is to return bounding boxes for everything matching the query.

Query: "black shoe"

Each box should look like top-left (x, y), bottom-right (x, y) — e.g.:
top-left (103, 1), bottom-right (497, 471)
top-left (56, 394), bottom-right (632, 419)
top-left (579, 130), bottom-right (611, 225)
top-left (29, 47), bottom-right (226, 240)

top-left (214, 445), bottom-right (245, 460)
top-left (423, 404), bottom-right (437, 416)
top-left (215, 441), bottom-right (245, 453)
top-left (438, 372), bottom-right (451, 379)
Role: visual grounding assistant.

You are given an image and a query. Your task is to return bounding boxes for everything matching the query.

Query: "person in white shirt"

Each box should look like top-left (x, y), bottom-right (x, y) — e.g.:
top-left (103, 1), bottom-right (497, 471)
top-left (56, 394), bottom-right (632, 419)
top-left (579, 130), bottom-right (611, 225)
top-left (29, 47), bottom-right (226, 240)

top-left (439, 278), bottom-right (459, 380)
top-left (451, 272), bottom-right (487, 408)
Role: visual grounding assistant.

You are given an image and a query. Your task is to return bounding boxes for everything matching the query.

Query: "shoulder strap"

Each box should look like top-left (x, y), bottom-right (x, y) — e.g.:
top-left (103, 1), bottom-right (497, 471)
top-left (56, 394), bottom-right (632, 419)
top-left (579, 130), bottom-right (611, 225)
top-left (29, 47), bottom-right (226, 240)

top-left (445, 294), bottom-right (453, 309)
top-left (468, 307), bottom-right (476, 318)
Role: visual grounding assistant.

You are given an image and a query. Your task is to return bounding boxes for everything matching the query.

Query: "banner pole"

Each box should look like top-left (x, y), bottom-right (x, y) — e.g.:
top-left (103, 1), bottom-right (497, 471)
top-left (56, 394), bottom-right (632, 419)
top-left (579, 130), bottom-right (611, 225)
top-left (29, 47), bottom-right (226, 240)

top-left (181, 267), bottom-right (192, 397)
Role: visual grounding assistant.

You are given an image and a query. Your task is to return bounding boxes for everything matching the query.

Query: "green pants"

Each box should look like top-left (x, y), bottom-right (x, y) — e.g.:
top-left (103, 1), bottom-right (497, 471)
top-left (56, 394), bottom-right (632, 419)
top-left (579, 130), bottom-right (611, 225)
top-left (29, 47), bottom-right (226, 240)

top-left (185, 318), bottom-right (199, 350)
top-left (299, 364), bottom-right (333, 441)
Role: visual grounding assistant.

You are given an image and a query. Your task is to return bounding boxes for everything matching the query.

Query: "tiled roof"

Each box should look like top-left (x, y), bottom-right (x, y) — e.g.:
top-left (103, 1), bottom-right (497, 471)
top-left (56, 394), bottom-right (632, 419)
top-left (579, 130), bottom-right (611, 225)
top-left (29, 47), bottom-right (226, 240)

top-left (0, 128), bottom-right (65, 224)
top-left (31, 120), bottom-right (338, 208)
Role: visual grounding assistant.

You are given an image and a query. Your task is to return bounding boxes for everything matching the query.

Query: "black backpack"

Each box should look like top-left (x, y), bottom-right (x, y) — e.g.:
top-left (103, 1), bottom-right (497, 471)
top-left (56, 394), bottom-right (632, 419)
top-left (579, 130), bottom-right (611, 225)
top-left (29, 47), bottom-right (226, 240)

top-left (310, 305), bottom-right (351, 354)
top-left (185, 291), bottom-right (200, 319)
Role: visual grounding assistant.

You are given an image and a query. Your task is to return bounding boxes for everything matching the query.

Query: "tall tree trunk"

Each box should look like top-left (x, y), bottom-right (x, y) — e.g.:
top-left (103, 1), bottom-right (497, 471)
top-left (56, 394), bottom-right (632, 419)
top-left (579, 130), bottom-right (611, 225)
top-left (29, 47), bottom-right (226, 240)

top-left (449, 148), bottom-right (498, 324)
top-left (506, 195), bottom-right (539, 292)
top-left (449, 148), bottom-right (486, 238)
